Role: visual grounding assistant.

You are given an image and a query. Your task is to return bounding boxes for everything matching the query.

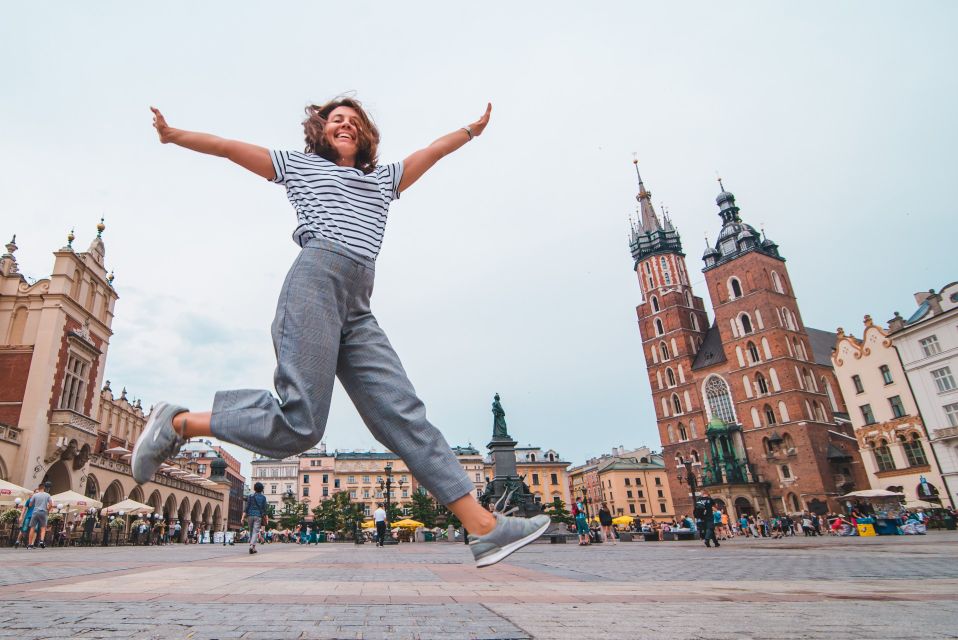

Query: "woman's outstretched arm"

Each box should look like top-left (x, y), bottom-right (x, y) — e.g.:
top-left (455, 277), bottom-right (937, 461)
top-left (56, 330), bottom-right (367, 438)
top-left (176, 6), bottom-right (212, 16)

top-left (151, 107), bottom-right (275, 180)
top-left (398, 103), bottom-right (491, 193)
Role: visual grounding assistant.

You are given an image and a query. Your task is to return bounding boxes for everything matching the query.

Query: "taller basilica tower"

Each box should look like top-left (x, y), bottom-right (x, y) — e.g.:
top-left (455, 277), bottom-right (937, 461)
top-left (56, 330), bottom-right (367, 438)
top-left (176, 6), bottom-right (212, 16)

top-left (629, 163), bottom-right (867, 518)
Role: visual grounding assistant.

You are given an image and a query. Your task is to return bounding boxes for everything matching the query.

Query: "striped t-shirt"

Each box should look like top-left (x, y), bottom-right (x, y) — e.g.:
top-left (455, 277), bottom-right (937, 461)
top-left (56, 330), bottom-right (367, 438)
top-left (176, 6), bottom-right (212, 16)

top-left (270, 150), bottom-right (403, 260)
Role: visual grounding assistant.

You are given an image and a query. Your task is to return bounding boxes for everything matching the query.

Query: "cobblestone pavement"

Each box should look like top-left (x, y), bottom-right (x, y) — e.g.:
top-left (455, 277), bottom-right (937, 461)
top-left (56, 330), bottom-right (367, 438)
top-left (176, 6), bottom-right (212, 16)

top-left (1, 532), bottom-right (957, 639)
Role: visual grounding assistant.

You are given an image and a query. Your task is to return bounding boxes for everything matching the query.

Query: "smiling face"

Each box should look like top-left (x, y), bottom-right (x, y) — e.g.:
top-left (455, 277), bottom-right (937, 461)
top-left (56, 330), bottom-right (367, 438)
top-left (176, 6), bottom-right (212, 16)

top-left (323, 106), bottom-right (361, 166)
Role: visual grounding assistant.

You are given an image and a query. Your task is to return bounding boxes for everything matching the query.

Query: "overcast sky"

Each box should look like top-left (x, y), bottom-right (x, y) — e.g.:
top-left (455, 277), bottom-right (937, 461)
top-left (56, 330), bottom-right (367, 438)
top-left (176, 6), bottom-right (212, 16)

top-left (2, 2), bottom-right (955, 482)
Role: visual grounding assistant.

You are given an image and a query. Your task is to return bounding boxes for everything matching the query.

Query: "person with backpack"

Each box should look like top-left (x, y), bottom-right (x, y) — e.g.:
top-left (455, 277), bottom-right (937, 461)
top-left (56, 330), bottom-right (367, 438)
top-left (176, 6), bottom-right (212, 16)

top-left (242, 482), bottom-right (269, 554)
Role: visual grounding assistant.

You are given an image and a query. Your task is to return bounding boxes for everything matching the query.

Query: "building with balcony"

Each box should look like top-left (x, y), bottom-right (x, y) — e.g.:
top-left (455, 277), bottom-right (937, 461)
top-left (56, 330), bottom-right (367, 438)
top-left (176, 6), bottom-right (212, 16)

top-left (833, 315), bottom-right (947, 508)
top-left (887, 283), bottom-right (958, 508)
top-left (0, 228), bottom-right (230, 537)
top-left (250, 454), bottom-right (300, 512)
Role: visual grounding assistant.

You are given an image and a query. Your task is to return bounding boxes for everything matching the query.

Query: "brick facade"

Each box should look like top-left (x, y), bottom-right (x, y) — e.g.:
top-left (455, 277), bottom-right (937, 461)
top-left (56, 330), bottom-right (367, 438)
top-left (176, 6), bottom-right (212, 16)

top-left (629, 173), bottom-right (867, 519)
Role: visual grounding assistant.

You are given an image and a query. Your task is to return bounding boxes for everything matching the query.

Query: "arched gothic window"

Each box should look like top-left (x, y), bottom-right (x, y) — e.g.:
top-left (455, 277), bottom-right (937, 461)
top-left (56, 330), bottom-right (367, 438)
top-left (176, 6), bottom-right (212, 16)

top-left (782, 433), bottom-right (796, 451)
top-left (756, 372), bottom-right (769, 395)
top-left (667, 424), bottom-right (676, 443)
top-left (704, 376), bottom-right (736, 424)
top-left (691, 449), bottom-right (700, 463)
top-left (655, 318), bottom-right (664, 335)
top-left (685, 291), bottom-right (693, 307)
top-left (660, 342), bottom-right (670, 360)
top-left (740, 313), bottom-right (753, 334)
top-left (747, 341), bottom-right (760, 363)
top-left (690, 313), bottom-right (699, 331)
top-left (672, 394), bottom-right (683, 414)
top-left (666, 368), bottom-right (676, 387)
top-left (689, 419), bottom-right (698, 439)
top-left (678, 423), bottom-right (688, 441)
top-left (730, 277), bottom-right (742, 299)
top-left (772, 271), bottom-right (784, 294)
top-left (764, 404), bottom-right (776, 425)
top-left (651, 295), bottom-right (659, 312)
top-left (660, 256), bottom-right (672, 285)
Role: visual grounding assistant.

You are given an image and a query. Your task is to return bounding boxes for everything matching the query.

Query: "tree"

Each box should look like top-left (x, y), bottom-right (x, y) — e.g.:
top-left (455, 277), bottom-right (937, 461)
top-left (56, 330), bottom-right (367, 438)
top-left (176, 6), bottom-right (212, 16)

top-left (543, 497), bottom-right (573, 525)
top-left (279, 499), bottom-right (309, 530)
top-left (311, 491), bottom-right (363, 537)
top-left (386, 501), bottom-right (403, 524)
top-left (409, 488), bottom-right (437, 527)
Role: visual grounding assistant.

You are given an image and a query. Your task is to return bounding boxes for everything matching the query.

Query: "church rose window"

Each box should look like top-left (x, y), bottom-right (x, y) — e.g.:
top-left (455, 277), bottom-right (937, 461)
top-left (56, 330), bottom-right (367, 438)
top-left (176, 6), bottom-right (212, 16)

top-left (705, 376), bottom-right (736, 424)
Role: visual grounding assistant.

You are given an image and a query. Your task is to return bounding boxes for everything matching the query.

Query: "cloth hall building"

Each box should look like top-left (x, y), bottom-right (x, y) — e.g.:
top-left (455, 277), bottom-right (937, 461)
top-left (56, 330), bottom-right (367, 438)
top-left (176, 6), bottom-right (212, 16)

top-left (628, 165), bottom-right (869, 518)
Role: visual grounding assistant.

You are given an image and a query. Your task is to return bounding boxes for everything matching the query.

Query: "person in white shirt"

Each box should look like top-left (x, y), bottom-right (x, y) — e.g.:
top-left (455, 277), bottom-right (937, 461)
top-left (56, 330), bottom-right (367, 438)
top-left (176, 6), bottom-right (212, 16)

top-left (374, 504), bottom-right (387, 547)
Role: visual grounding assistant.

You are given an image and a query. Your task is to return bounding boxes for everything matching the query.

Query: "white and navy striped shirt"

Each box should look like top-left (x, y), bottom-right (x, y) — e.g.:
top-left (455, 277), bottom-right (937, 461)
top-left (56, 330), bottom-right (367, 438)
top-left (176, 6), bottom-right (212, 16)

top-left (270, 150), bottom-right (403, 260)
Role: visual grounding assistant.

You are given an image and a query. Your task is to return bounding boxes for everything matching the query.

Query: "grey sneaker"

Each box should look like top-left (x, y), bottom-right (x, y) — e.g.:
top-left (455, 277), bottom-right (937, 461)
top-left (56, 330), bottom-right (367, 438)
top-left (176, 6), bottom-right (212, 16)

top-left (131, 402), bottom-right (188, 484)
top-left (469, 513), bottom-right (551, 568)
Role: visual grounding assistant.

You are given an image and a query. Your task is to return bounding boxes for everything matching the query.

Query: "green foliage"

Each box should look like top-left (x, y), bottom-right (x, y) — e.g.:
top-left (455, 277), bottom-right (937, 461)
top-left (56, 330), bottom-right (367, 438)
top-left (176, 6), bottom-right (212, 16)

top-left (0, 508), bottom-right (19, 525)
top-left (109, 518), bottom-right (125, 529)
top-left (409, 488), bottom-right (437, 527)
top-left (311, 492), bottom-right (362, 536)
top-left (386, 501), bottom-right (403, 524)
top-left (543, 497), bottom-right (573, 525)
top-left (265, 503), bottom-right (277, 519)
top-left (47, 512), bottom-right (64, 526)
top-left (278, 499), bottom-right (309, 530)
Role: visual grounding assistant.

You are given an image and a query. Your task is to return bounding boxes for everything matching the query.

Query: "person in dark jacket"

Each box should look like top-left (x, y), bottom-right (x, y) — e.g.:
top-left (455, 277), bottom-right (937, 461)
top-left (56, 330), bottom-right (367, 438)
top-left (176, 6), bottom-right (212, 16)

top-left (693, 491), bottom-right (719, 548)
top-left (242, 482), bottom-right (269, 554)
top-left (598, 502), bottom-right (616, 544)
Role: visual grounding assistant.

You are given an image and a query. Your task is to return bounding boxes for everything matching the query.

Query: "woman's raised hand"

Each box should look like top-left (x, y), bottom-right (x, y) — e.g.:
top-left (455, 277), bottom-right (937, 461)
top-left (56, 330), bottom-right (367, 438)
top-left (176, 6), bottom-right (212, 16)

top-left (469, 103), bottom-right (492, 138)
top-left (150, 106), bottom-right (173, 143)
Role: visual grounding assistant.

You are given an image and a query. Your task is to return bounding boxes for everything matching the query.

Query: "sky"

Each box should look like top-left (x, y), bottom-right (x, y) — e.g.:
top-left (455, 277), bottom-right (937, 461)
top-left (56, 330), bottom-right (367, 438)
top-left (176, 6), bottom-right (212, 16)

top-left (2, 2), bottom-right (956, 482)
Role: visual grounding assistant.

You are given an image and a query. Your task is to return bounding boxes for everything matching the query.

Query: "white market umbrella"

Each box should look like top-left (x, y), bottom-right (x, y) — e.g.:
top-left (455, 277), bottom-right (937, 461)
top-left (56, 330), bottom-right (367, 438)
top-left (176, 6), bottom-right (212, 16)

top-left (0, 479), bottom-right (32, 505)
top-left (102, 446), bottom-right (131, 456)
top-left (50, 490), bottom-right (103, 511)
top-left (839, 489), bottom-right (904, 500)
top-left (101, 499), bottom-right (154, 516)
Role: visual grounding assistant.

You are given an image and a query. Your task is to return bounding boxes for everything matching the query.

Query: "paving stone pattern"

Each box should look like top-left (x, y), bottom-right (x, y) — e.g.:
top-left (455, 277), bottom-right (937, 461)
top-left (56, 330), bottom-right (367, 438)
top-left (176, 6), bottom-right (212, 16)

top-left (0, 533), bottom-right (956, 639)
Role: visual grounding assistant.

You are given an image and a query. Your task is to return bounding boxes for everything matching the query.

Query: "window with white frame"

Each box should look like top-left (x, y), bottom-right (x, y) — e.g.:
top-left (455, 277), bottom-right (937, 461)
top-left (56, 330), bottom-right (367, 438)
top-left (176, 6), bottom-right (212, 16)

top-left (945, 403), bottom-right (958, 428)
top-left (59, 352), bottom-right (90, 412)
top-left (931, 367), bottom-right (956, 393)
top-left (920, 335), bottom-right (941, 357)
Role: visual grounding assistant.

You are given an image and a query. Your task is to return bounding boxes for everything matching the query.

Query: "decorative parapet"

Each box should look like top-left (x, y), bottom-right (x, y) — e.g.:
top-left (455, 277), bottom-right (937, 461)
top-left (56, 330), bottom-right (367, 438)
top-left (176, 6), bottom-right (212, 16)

top-left (46, 409), bottom-right (100, 464)
top-left (932, 426), bottom-right (958, 441)
top-left (89, 454), bottom-right (223, 500)
top-left (0, 424), bottom-right (22, 446)
top-left (50, 409), bottom-right (99, 434)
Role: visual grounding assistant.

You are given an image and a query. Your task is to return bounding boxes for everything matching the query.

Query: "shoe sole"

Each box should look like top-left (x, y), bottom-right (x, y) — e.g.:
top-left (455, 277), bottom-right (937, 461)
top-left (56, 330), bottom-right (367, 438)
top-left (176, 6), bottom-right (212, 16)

top-left (131, 401), bottom-right (170, 484)
top-left (474, 519), bottom-right (551, 569)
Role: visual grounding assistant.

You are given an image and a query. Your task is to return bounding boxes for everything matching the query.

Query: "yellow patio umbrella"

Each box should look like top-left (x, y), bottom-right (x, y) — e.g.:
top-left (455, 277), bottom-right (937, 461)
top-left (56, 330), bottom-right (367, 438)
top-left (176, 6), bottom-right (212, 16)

top-left (391, 518), bottom-right (425, 528)
top-left (0, 479), bottom-right (32, 505)
top-left (50, 490), bottom-right (103, 512)
top-left (361, 520), bottom-right (376, 529)
top-left (612, 515), bottom-right (634, 526)
top-left (100, 498), bottom-right (153, 516)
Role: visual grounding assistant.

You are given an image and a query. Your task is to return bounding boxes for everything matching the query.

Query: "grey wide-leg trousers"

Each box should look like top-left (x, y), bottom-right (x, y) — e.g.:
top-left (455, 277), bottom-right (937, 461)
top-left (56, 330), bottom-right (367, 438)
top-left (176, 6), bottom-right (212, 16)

top-left (210, 238), bottom-right (475, 506)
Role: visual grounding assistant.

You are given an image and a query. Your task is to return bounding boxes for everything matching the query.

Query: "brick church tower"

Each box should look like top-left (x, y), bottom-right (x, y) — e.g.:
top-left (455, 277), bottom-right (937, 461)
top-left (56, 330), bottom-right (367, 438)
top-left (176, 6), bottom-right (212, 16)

top-left (630, 166), bottom-right (868, 519)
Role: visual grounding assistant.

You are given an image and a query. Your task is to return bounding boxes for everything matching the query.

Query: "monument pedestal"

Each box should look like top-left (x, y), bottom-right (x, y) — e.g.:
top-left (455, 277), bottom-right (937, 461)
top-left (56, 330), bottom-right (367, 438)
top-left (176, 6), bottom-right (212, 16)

top-left (480, 437), bottom-right (543, 519)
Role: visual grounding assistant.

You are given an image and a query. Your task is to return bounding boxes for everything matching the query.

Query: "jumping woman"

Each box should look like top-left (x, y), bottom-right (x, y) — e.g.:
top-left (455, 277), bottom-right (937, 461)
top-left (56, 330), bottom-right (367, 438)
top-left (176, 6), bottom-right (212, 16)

top-left (131, 97), bottom-right (550, 567)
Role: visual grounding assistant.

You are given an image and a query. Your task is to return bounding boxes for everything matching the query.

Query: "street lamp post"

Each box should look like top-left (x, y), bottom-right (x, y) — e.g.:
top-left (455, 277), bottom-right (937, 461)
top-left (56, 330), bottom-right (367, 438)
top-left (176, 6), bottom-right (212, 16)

top-left (378, 464), bottom-right (405, 546)
top-left (677, 460), bottom-right (698, 517)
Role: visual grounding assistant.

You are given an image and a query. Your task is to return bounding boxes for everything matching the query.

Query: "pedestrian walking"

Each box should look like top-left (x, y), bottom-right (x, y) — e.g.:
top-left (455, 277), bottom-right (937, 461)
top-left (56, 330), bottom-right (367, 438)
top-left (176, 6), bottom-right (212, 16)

top-left (598, 502), bottom-right (616, 544)
top-left (27, 482), bottom-right (53, 549)
top-left (131, 97), bottom-right (549, 568)
top-left (13, 484), bottom-right (42, 548)
top-left (374, 504), bottom-right (387, 547)
top-left (573, 500), bottom-right (590, 546)
top-left (242, 482), bottom-right (269, 554)
top-left (694, 491), bottom-right (719, 548)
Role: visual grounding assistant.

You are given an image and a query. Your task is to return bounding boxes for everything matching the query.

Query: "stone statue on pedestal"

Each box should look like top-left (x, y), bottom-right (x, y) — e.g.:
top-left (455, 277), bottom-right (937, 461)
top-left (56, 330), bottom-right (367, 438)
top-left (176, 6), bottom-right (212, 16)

top-left (492, 393), bottom-right (509, 439)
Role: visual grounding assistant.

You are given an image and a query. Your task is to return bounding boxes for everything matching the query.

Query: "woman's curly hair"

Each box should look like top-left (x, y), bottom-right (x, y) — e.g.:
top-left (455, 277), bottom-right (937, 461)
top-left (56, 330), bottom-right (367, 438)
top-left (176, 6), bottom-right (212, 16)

top-left (303, 96), bottom-right (380, 174)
